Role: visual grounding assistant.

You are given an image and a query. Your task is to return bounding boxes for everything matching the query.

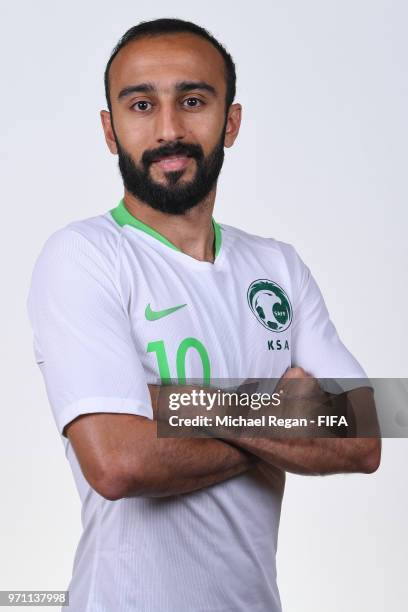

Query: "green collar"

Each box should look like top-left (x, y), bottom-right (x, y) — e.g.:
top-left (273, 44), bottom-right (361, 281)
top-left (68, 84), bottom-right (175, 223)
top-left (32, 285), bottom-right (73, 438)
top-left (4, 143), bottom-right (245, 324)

top-left (110, 199), bottom-right (222, 259)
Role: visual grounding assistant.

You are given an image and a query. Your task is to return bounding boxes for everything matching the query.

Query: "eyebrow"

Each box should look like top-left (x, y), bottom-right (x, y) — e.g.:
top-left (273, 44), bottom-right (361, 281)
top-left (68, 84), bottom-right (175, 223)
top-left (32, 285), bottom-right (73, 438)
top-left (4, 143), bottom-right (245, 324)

top-left (175, 81), bottom-right (216, 96)
top-left (117, 80), bottom-right (217, 100)
top-left (118, 83), bottom-right (155, 99)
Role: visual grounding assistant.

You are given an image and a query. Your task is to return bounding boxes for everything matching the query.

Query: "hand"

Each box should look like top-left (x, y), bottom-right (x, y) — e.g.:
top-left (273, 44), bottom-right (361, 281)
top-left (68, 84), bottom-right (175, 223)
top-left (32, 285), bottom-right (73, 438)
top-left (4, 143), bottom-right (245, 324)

top-left (276, 367), bottom-right (338, 436)
top-left (279, 366), bottom-right (324, 409)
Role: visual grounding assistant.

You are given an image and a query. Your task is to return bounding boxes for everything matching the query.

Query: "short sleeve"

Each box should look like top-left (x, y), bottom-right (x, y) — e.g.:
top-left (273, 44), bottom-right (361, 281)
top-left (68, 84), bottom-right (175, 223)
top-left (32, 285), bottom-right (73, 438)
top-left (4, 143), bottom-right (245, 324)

top-left (27, 227), bottom-right (153, 438)
top-left (287, 246), bottom-right (368, 382)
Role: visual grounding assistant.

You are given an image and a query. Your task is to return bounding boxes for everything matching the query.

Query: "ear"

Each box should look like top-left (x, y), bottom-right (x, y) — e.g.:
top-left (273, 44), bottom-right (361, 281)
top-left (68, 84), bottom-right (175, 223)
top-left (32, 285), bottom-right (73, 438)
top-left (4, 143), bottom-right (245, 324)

top-left (100, 110), bottom-right (118, 154)
top-left (224, 103), bottom-right (242, 148)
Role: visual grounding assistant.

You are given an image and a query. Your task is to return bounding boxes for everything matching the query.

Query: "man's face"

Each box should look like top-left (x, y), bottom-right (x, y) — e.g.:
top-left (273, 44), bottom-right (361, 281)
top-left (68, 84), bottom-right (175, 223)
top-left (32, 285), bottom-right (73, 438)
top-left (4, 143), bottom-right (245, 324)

top-left (101, 33), bottom-right (241, 214)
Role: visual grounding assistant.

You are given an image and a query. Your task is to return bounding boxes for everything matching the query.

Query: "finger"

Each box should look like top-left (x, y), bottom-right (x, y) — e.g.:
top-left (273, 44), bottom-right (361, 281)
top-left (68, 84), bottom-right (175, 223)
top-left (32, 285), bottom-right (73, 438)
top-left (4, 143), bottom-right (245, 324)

top-left (282, 366), bottom-right (312, 379)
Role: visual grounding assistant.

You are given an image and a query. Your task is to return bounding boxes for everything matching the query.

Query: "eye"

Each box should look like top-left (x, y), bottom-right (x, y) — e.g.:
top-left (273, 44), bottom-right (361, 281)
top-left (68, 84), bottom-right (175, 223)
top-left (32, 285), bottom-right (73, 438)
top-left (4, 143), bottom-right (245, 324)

top-left (182, 97), bottom-right (204, 108)
top-left (131, 100), bottom-right (152, 112)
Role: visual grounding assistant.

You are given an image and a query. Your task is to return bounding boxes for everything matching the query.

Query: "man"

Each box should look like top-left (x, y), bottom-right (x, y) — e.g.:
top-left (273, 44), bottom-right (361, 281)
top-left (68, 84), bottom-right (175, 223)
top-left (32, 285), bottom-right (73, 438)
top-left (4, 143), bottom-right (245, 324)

top-left (27, 18), bottom-right (380, 612)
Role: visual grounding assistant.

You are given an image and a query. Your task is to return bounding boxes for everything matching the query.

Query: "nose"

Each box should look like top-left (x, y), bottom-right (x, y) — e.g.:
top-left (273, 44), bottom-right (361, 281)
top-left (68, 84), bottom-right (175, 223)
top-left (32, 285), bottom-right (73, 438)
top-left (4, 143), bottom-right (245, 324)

top-left (155, 102), bottom-right (186, 144)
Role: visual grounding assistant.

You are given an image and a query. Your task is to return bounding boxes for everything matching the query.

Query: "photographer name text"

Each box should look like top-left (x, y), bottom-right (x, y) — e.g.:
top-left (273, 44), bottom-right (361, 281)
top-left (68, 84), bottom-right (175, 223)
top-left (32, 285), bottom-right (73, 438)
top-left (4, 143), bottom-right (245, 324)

top-left (167, 415), bottom-right (349, 428)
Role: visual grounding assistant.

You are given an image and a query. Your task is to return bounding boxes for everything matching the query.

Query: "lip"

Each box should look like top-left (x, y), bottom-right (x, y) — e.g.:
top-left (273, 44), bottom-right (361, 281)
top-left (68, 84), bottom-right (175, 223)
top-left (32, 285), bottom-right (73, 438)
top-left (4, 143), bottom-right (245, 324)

top-left (152, 155), bottom-right (191, 172)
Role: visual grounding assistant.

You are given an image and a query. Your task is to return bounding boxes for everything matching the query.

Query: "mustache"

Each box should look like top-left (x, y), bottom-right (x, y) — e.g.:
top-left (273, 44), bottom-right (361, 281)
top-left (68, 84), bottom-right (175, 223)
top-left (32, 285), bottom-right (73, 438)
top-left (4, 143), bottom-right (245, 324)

top-left (142, 141), bottom-right (204, 168)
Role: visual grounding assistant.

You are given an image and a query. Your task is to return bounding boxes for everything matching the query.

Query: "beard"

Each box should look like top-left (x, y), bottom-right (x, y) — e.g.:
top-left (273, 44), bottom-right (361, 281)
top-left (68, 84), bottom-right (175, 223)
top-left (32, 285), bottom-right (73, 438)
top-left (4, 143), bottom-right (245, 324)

top-left (114, 124), bottom-right (226, 215)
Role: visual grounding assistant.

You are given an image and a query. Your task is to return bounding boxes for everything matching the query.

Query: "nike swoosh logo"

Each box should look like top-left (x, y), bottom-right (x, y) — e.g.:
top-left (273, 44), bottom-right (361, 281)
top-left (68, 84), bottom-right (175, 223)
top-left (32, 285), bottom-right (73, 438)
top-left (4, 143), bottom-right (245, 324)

top-left (145, 302), bottom-right (187, 321)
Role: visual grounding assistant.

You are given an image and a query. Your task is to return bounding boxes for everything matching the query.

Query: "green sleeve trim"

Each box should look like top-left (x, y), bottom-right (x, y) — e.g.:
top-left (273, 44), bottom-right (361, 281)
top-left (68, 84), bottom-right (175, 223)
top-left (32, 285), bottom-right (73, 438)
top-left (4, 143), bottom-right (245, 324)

top-left (110, 198), bottom-right (222, 259)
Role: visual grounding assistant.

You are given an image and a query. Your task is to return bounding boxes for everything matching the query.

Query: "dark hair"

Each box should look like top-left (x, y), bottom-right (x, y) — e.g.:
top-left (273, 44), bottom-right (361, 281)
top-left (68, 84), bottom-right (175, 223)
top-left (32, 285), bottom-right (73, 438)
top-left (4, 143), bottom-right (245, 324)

top-left (104, 18), bottom-right (236, 113)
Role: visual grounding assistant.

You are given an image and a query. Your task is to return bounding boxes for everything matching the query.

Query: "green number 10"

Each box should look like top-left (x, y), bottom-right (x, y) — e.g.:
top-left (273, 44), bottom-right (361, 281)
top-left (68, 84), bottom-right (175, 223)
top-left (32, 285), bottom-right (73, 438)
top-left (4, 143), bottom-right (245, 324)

top-left (147, 337), bottom-right (211, 385)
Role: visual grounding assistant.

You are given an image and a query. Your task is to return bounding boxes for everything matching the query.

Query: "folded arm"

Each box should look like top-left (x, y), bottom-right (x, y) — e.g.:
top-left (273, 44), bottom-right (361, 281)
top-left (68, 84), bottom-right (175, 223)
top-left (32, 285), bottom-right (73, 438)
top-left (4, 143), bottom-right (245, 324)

top-left (227, 435), bottom-right (380, 476)
top-left (148, 370), bottom-right (381, 478)
top-left (224, 368), bottom-right (381, 476)
top-left (65, 411), bottom-right (256, 500)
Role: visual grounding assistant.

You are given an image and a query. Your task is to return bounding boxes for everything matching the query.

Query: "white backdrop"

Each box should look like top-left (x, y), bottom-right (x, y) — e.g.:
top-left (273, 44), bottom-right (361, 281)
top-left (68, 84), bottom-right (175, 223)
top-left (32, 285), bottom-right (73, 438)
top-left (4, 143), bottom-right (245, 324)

top-left (1, 1), bottom-right (407, 610)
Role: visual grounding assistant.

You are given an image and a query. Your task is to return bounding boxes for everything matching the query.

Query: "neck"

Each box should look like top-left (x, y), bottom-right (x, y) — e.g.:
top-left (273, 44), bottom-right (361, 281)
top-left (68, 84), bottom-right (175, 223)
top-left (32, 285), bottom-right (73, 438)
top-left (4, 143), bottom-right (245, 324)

top-left (123, 188), bottom-right (218, 263)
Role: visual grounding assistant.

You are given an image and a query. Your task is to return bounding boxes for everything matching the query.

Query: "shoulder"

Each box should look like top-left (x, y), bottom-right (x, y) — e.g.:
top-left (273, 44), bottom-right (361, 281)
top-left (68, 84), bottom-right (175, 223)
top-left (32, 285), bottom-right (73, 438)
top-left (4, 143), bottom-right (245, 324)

top-left (220, 221), bottom-right (307, 269)
top-left (29, 212), bottom-right (124, 295)
top-left (38, 211), bottom-right (121, 259)
top-left (219, 222), bottom-right (312, 302)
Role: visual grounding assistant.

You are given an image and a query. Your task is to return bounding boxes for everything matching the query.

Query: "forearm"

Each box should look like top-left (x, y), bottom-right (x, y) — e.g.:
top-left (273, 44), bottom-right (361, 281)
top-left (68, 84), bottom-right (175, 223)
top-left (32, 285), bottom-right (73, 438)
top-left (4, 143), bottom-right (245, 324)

top-left (226, 436), bottom-right (381, 476)
top-left (117, 417), bottom-right (255, 498)
top-left (222, 374), bottom-right (381, 476)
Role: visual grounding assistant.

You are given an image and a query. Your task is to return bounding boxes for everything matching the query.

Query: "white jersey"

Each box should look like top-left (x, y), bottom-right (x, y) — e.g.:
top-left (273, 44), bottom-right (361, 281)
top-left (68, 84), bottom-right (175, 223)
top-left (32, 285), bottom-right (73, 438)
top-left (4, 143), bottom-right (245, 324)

top-left (27, 199), bottom-right (366, 612)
